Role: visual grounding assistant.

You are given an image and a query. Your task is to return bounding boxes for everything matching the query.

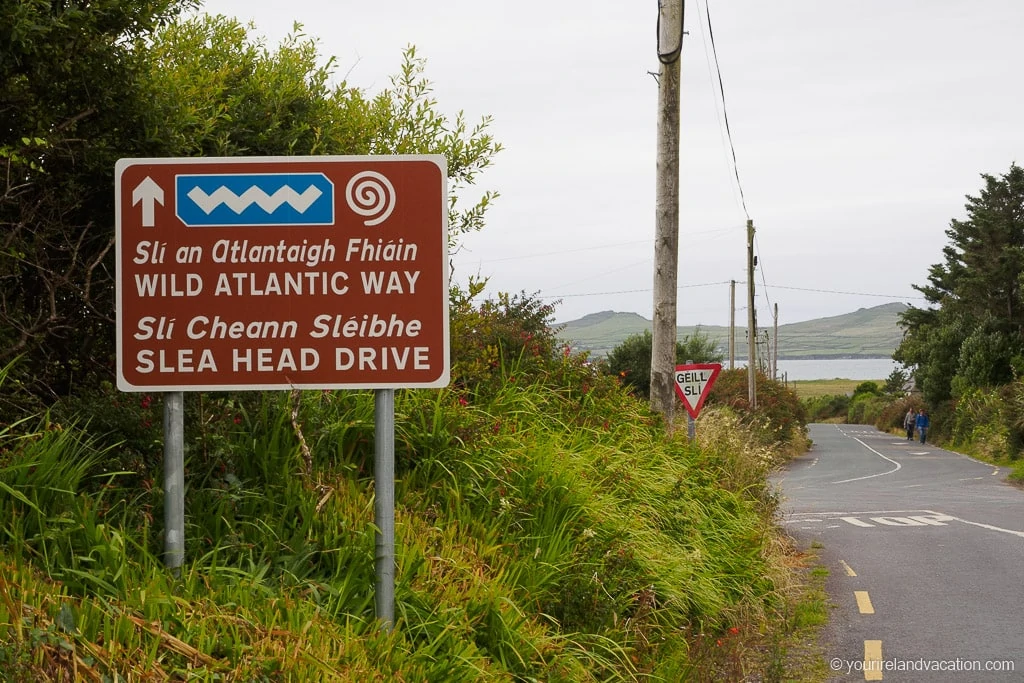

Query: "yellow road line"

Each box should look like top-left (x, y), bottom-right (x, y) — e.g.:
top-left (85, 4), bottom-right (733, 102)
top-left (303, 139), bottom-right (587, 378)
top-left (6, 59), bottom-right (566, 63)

top-left (840, 559), bottom-right (857, 576)
top-left (864, 640), bottom-right (883, 680)
top-left (854, 590), bottom-right (875, 614)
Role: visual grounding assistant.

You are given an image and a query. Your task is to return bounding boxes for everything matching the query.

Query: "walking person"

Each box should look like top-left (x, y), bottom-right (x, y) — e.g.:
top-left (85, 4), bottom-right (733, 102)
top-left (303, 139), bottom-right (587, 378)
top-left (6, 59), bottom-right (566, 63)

top-left (915, 409), bottom-right (930, 444)
top-left (904, 408), bottom-right (916, 440)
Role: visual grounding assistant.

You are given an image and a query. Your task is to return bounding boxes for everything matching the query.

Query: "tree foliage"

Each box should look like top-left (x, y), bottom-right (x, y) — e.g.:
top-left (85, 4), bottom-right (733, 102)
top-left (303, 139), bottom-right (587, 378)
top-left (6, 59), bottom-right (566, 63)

top-left (896, 163), bottom-right (1024, 403)
top-left (1, 0), bottom-right (194, 411)
top-left (0, 6), bottom-right (500, 417)
top-left (604, 328), bottom-right (724, 399)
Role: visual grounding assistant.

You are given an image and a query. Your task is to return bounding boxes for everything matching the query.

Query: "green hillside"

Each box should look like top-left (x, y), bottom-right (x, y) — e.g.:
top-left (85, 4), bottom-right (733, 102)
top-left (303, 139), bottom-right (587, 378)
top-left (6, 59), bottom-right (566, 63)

top-left (559, 302), bottom-right (908, 359)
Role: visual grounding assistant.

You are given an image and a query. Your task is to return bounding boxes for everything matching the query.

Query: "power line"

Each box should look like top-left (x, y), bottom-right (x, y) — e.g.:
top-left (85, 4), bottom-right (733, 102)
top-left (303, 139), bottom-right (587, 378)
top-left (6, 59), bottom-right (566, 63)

top-left (754, 233), bottom-right (774, 313)
top-left (539, 280), bottom-right (927, 301)
top-left (701, 0), bottom-right (749, 220)
top-left (549, 259), bottom-right (651, 291)
top-left (455, 237), bottom-right (651, 264)
top-left (547, 280), bottom-right (733, 299)
top-left (694, 0), bottom-right (746, 217)
top-left (453, 224), bottom-right (744, 267)
top-left (767, 284), bottom-right (926, 299)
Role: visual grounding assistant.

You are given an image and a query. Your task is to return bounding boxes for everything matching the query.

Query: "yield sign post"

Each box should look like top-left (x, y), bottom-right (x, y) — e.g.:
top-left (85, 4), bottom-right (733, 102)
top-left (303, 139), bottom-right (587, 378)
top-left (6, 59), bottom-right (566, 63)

top-left (673, 363), bottom-right (722, 420)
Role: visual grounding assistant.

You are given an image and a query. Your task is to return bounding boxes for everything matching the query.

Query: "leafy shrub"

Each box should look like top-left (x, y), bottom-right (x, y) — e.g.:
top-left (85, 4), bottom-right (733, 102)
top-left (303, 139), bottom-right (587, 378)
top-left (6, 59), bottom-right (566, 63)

top-left (448, 280), bottom-right (562, 400)
top-left (706, 368), bottom-right (807, 446)
top-left (852, 381), bottom-right (882, 398)
top-left (873, 395), bottom-right (923, 433)
top-left (845, 382), bottom-right (894, 424)
top-left (802, 394), bottom-right (851, 422)
top-left (603, 328), bottom-right (723, 399)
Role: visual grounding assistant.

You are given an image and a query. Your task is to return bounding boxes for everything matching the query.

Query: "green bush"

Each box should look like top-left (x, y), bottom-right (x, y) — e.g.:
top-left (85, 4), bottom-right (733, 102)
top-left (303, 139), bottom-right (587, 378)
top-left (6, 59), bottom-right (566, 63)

top-left (873, 395), bottom-right (923, 433)
top-left (603, 328), bottom-right (723, 399)
top-left (848, 394), bottom-right (891, 425)
top-left (802, 394), bottom-right (851, 422)
top-left (448, 280), bottom-right (563, 400)
top-left (706, 368), bottom-right (807, 446)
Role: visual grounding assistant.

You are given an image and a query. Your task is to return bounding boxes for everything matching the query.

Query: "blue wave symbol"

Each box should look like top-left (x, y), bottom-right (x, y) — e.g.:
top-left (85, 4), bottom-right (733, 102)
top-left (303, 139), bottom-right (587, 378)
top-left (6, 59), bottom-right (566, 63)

top-left (176, 173), bottom-right (334, 226)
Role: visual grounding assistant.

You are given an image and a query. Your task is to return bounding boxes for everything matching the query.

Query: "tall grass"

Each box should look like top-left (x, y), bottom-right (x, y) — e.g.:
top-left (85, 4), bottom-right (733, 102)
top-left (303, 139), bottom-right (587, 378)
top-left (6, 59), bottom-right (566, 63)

top-left (0, 356), bottom-right (806, 680)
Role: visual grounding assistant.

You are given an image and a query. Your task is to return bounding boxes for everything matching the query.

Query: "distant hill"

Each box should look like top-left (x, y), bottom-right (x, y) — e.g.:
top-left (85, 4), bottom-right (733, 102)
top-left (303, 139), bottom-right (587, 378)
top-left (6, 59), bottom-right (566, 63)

top-left (558, 302), bottom-right (908, 360)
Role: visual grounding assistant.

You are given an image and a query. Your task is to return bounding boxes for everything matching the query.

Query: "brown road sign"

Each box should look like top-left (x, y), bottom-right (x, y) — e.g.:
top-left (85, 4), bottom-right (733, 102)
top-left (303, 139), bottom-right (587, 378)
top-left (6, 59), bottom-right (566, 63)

top-left (115, 155), bottom-right (449, 391)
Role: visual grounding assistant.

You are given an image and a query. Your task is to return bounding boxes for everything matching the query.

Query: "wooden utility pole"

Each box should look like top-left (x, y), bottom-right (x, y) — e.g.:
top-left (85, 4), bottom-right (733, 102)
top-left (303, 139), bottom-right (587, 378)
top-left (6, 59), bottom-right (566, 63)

top-left (746, 219), bottom-right (756, 409)
top-left (651, 0), bottom-right (684, 429)
top-left (729, 279), bottom-right (736, 369)
top-left (772, 303), bottom-right (779, 380)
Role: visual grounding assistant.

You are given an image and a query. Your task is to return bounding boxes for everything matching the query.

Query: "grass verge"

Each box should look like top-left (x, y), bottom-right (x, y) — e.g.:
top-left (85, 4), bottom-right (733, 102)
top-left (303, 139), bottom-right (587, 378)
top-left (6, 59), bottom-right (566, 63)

top-left (0, 361), bottom-right (815, 680)
top-left (788, 379), bottom-right (886, 400)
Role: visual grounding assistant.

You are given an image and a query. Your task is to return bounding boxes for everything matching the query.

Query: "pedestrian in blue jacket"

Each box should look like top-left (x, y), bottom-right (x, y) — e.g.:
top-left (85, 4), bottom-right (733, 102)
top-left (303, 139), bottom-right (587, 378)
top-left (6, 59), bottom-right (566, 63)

top-left (915, 409), bottom-right (930, 444)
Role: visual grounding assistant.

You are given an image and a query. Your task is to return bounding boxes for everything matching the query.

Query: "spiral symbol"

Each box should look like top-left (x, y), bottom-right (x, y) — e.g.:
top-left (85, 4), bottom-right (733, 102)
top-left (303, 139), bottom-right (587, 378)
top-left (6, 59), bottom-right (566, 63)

top-left (345, 171), bottom-right (396, 226)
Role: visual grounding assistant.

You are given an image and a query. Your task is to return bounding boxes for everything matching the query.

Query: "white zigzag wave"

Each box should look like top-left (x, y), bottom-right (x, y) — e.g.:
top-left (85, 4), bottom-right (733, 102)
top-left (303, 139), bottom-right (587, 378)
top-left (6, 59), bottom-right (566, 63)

top-left (186, 185), bottom-right (323, 215)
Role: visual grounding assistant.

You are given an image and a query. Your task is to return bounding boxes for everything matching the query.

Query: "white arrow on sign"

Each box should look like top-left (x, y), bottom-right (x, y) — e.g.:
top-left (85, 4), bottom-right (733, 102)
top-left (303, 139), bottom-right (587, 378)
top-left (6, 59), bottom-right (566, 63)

top-left (132, 176), bottom-right (164, 227)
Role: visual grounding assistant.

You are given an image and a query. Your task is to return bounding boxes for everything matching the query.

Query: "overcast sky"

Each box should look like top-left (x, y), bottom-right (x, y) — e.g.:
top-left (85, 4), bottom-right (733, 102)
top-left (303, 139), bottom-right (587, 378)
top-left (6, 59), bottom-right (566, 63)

top-left (195, 0), bottom-right (1023, 326)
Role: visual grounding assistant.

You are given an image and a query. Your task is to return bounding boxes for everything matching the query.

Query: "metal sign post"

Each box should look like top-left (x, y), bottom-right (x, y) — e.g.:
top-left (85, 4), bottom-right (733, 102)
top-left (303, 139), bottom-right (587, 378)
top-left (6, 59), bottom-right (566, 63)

top-left (163, 391), bottom-right (185, 573)
top-left (374, 389), bottom-right (396, 630)
top-left (684, 360), bottom-right (697, 441)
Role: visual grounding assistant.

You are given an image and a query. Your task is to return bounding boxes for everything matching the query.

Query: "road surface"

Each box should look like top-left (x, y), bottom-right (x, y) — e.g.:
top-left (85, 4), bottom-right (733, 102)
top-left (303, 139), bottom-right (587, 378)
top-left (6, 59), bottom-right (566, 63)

top-left (775, 423), bottom-right (1024, 682)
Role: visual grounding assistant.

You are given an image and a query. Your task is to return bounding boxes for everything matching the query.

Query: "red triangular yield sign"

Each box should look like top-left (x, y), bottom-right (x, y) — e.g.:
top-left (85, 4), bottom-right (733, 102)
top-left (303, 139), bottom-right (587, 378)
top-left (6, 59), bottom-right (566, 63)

top-left (672, 363), bottom-right (722, 419)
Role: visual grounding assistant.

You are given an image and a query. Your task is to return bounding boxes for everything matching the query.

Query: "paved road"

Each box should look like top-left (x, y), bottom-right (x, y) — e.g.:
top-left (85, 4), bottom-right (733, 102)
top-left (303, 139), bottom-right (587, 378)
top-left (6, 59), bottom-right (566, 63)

top-left (775, 424), bottom-right (1024, 682)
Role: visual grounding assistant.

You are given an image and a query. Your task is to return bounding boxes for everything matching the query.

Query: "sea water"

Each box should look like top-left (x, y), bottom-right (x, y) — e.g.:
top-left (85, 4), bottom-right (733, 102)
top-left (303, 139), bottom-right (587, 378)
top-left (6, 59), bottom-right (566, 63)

top-left (733, 358), bottom-right (899, 381)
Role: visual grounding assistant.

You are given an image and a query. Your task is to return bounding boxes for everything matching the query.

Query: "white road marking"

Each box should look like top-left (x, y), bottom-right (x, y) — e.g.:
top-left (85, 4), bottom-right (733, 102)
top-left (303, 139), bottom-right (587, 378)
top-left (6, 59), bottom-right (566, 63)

top-left (946, 515), bottom-right (1024, 539)
top-left (872, 516), bottom-right (926, 526)
top-left (830, 434), bottom-right (902, 484)
top-left (791, 508), bottom-right (1022, 537)
top-left (907, 514), bottom-right (953, 525)
top-left (787, 510), bottom-right (930, 516)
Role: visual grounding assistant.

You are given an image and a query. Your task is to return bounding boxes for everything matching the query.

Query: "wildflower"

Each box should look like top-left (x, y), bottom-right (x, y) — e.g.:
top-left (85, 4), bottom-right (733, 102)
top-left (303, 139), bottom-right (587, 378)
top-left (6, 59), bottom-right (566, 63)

top-left (458, 396), bottom-right (468, 407)
top-left (233, 414), bottom-right (242, 425)
top-left (728, 626), bottom-right (740, 635)
top-left (140, 395), bottom-right (152, 409)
